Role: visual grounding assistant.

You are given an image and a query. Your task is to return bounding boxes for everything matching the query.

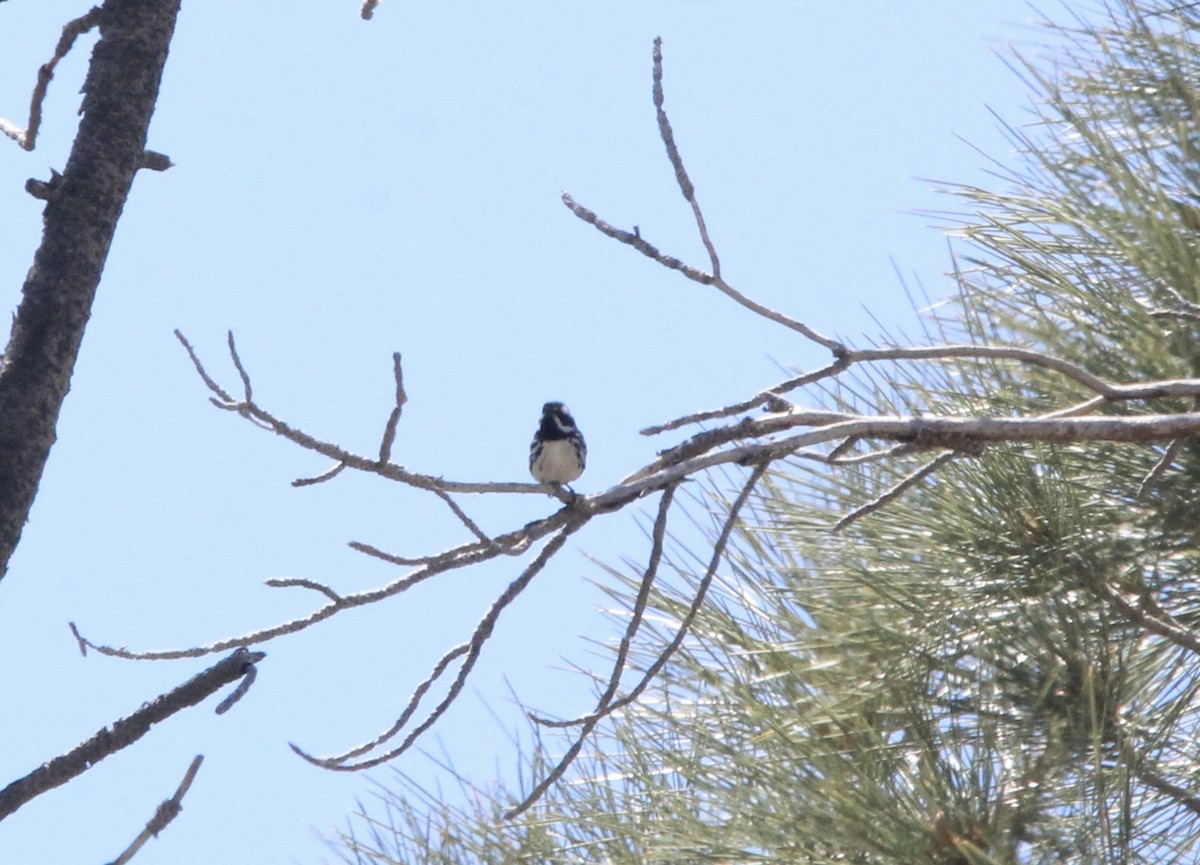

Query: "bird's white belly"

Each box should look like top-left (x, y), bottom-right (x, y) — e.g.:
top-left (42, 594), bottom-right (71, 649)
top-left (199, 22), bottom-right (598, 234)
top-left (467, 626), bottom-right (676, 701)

top-left (533, 439), bottom-right (584, 483)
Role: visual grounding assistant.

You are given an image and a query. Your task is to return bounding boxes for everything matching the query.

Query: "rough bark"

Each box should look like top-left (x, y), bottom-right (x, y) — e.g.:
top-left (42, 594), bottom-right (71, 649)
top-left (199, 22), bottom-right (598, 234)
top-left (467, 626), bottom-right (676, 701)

top-left (0, 649), bottom-right (264, 823)
top-left (0, 0), bottom-right (182, 581)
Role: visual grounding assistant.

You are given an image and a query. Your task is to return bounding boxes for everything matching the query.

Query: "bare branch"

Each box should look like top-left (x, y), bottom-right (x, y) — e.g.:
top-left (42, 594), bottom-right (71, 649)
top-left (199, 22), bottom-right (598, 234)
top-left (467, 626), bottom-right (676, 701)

top-left (0, 6), bottom-right (103, 151)
top-left (0, 649), bottom-right (262, 822)
top-left (641, 361), bottom-right (849, 435)
top-left (379, 352), bottom-right (406, 463)
top-left (833, 451), bottom-right (962, 533)
top-left (175, 331), bottom-right (547, 497)
top-left (74, 509), bottom-right (576, 660)
top-left (72, 404), bottom-right (1200, 661)
top-left (105, 755), bottom-right (204, 865)
top-left (651, 36), bottom-right (719, 279)
top-left (292, 516), bottom-right (590, 770)
top-left (348, 540), bottom-right (453, 567)
top-left (561, 193), bottom-right (712, 283)
top-left (1037, 395), bottom-right (1109, 419)
top-left (645, 341), bottom-right (1200, 438)
top-left (563, 38), bottom-right (843, 348)
top-left (563, 183), bottom-right (839, 348)
top-left (174, 330), bottom-right (235, 403)
top-left (532, 483), bottom-right (678, 729)
top-left (826, 441), bottom-right (924, 466)
top-left (264, 577), bottom-right (343, 603)
top-left (292, 462), bottom-right (346, 487)
top-left (505, 464), bottom-right (767, 819)
top-left (1138, 439), bottom-right (1185, 498)
top-left (226, 330), bottom-right (253, 403)
top-left (430, 486), bottom-right (493, 546)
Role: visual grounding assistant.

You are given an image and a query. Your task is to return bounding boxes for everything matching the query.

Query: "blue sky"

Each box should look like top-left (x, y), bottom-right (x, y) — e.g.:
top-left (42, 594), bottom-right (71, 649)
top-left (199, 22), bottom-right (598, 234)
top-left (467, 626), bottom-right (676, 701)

top-left (1, 2), bottom-right (1042, 862)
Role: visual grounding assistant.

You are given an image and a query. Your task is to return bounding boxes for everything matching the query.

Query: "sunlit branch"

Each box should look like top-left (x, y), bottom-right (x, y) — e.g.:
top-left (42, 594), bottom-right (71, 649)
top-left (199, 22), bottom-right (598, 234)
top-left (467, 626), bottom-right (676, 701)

top-left (644, 343), bottom-right (1200, 438)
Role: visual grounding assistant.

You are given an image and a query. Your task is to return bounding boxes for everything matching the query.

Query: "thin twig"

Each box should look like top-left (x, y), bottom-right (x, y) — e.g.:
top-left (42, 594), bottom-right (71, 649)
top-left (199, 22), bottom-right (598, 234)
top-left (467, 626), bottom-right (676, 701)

top-left (1138, 439), bottom-right (1185, 498)
top-left (505, 463), bottom-right (766, 819)
top-left (226, 331), bottom-right (253, 402)
top-left (640, 363), bottom-right (850, 435)
top-left (174, 330), bottom-right (235, 403)
top-left (646, 38), bottom-right (843, 348)
top-left (348, 540), bottom-right (456, 567)
top-left (560, 38), bottom-right (819, 347)
top-left (833, 451), bottom-right (962, 533)
top-left (379, 352), bottom-right (406, 463)
top-left (292, 462), bottom-right (347, 487)
top-left (561, 193), bottom-right (712, 284)
top-left (215, 662), bottom-right (258, 714)
top-left (651, 37), bottom-right (719, 279)
top-left (105, 755), bottom-right (204, 865)
top-left (265, 577), bottom-right (344, 603)
top-left (1137, 397), bottom-right (1198, 498)
top-left (430, 486), bottom-right (493, 546)
top-left (1148, 307), bottom-right (1200, 323)
top-left (531, 484), bottom-right (678, 728)
top-left (292, 517), bottom-right (590, 770)
top-left (827, 441), bottom-right (923, 465)
top-left (0, 7), bottom-right (102, 150)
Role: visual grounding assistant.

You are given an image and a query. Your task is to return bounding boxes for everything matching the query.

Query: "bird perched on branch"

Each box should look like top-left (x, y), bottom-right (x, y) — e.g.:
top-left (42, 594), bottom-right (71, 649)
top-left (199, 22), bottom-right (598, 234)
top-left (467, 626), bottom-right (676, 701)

top-left (529, 401), bottom-right (586, 487)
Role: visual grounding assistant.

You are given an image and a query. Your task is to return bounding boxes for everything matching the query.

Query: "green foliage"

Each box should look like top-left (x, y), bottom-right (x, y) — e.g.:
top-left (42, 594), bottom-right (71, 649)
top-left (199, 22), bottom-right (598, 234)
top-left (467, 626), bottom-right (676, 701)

top-left (336, 2), bottom-right (1200, 863)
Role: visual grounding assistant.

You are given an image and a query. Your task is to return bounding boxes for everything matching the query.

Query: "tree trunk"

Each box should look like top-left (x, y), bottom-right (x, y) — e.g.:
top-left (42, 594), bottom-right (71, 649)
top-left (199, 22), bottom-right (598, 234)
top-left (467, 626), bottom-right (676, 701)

top-left (0, 0), bottom-right (181, 582)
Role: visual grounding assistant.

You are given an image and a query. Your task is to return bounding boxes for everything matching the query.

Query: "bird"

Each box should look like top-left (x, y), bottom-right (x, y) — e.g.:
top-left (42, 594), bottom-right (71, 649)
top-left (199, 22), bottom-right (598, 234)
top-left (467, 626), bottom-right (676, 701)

top-left (529, 401), bottom-right (586, 487)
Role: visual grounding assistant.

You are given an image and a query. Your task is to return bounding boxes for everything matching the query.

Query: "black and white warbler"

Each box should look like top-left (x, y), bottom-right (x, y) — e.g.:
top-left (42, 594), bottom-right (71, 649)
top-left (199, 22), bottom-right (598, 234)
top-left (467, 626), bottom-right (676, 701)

top-left (529, 401), bottom-right (586, 486)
